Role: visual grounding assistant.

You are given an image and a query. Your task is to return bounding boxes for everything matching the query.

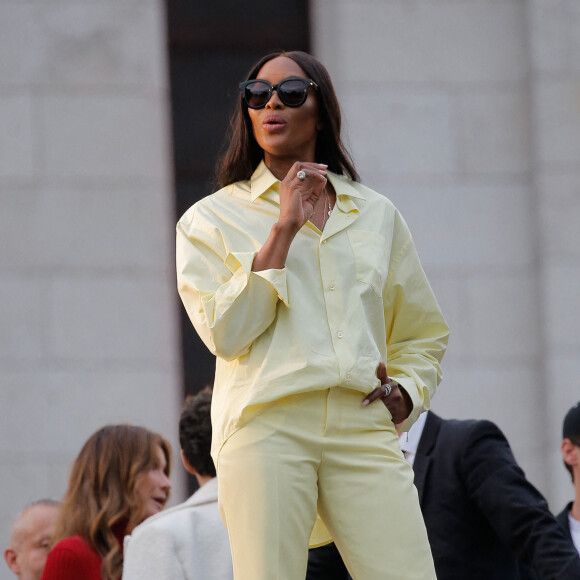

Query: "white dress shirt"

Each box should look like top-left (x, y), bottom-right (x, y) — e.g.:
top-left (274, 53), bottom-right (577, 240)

top-left (569, 512), bottom-right (580, 555)
top-left (398, 411), bottom-right (428, 467)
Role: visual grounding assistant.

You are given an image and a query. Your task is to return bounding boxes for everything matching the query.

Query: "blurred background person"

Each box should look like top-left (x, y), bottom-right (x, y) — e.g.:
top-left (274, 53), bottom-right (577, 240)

top-left (123, 387), bottom-right (232, 580)
top-left (4, 501), bottom-right (60, 580)
top-left (41, 425), bottom-right (171, 580)
top-left (558, 401), bottom-right (580, 555)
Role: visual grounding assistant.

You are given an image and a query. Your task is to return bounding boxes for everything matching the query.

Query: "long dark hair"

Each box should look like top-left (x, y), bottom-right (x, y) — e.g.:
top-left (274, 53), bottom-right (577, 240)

top-left (216, 51), bottom-right (359, 188)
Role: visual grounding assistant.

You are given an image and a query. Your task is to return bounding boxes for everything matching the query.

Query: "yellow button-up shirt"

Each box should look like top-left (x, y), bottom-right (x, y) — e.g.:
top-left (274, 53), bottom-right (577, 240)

top-left (177, 161), bottom-right (449, 459)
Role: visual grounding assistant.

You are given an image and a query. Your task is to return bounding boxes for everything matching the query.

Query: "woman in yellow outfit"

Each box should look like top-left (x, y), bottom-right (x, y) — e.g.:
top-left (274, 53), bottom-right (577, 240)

top-left (176, 50), bottom-right (449, 580)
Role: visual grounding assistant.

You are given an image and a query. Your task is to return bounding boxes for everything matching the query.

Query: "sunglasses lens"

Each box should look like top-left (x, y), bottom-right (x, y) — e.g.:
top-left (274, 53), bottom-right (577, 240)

top-left (241, 78), bottom-right (314, 109)
top-left (244, 80), bottom-right (271, 109)
top-left (279, 79), bottom-right (309, 107)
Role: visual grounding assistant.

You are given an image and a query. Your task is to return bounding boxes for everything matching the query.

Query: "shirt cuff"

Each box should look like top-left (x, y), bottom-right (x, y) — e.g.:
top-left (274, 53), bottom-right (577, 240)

top-left (394, 376), bottom-right (430, 433)
top-left (225, 251), bottom-right (289, 306)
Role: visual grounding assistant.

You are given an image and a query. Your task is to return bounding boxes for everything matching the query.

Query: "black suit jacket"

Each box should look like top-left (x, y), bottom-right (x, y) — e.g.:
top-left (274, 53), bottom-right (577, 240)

top-left (307, 412), bottom-right (580, 580)
top-left (556, 502), bottom-right (574, 544)
top-left (413, 412), bottom-right (580, 579)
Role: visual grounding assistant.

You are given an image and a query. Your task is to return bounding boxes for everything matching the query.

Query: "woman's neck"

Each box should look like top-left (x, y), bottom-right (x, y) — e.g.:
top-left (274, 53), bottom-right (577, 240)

top-left (264, 153), bottom-right (317, 182)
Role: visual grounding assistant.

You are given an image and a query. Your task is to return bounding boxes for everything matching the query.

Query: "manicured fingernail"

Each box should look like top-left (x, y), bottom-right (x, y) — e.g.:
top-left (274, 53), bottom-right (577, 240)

top-left (362, 400), bottom-right (369, 407)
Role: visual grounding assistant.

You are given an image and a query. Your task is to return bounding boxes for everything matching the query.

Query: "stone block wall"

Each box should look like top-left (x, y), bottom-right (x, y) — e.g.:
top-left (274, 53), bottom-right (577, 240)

top-left (529, 0), bottom-right (580, 509)
top-left (0, 2), bottom-right (183, 574)
top-left (1, 2), bottom-right (579, 574)
top-left (312, 0), bottom-right (580, 509)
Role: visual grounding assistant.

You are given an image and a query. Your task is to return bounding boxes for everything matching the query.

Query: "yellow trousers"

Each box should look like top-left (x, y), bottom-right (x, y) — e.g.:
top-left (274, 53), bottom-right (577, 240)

top-left (217, 388), bottom-right (436, 580)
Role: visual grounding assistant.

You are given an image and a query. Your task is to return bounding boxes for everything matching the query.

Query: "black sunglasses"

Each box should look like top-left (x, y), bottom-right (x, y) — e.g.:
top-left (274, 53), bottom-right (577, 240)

top-left (239, 76), bottom-right (319, 109)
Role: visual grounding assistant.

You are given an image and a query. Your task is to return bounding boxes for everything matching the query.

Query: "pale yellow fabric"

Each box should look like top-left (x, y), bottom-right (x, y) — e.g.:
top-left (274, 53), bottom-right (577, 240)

top-left (217, 388), bottom-right (437, 580)
top-left (176, 161), bottom-right (449, 462)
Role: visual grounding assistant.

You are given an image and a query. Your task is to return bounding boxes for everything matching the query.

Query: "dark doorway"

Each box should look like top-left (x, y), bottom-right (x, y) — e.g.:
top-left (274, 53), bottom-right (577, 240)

top-left (165, 1), bottom-right (311, 400)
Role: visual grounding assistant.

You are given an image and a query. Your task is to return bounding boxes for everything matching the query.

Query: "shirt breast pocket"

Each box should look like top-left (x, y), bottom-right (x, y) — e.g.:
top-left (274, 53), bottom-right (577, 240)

top-left (347, 229), bottom-right (388, 298)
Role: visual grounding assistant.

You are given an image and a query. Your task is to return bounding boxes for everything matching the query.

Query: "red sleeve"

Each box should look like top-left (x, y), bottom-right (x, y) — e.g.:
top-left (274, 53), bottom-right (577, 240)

top-left (41, 537), bottom-right (101, 580)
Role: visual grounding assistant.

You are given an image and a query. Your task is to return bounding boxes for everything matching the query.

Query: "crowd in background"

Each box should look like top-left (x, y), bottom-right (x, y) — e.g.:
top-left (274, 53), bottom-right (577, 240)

top-left (4, 397), bottom-right (580, 579)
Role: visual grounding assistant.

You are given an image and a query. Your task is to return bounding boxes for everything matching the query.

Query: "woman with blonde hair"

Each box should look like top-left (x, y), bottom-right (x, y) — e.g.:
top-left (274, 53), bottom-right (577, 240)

top-left (41, 425), bottom-right (172, 580)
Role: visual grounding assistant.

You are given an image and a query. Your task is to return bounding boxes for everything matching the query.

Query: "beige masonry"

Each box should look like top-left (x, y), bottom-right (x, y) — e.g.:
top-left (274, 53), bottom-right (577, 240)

top-left (1, 3), bottom-right (579, 578)
top-left (312, 0), bottom-right (580, 512)
top-left (0, 3), bottom-right (182, 578)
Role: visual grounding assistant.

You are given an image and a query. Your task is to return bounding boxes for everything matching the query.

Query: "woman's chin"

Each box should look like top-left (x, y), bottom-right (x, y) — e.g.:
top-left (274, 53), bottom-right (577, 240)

top-left (143, 502), bottom-right (164, 520)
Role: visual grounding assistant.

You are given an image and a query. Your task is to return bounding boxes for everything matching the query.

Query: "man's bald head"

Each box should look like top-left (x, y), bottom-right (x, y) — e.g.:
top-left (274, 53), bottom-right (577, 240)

top-left (4, 500), bottom-right (60, 580)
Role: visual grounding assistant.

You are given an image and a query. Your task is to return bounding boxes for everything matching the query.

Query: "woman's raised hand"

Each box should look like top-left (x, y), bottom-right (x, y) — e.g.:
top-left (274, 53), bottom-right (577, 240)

top-left (251, 161), bottom-right (328, 272)
top-left (278, 162), bottom-right (328, 232)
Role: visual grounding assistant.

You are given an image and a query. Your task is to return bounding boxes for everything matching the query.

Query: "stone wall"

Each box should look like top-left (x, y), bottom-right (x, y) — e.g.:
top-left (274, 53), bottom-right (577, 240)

top-left (0, 1), bottom-right (183, 573)
top-left (528, 0), bottom-right (580, 509)
top-left (312, 0), bottom-right (580, 509)
top-left (1, 1), bottom-right (579, 575)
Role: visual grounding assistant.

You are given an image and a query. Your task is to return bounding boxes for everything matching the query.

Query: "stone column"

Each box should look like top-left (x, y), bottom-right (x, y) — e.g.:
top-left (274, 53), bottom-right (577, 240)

top-left (527, 0), bottom-right (580, 509)
top-left (0, 0), bottom-right (183, 563)
top-left (311, 0), bottom-right (569, 501)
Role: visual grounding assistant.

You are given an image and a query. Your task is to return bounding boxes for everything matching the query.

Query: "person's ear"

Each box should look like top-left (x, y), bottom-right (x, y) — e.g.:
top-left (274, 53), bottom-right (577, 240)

top-left (562, 439), bottom-right (579, 466)
top-left (180, 450), bottom-right (199, 477)
top-left (4, 548), bottom-right (20, 574)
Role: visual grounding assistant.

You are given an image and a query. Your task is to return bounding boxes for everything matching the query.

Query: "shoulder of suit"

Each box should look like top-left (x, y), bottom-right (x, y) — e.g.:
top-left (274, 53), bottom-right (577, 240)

top-left (556, 502), bottom-right (573, 522)
top-left (439, 417), bottom-right (506, 447)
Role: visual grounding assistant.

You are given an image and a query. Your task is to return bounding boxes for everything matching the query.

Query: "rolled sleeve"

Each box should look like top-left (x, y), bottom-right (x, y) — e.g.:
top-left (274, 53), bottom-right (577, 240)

top-left (177, 218), bottom-right (287, 361)
top-left (226, 251), bottom-right (289, 306)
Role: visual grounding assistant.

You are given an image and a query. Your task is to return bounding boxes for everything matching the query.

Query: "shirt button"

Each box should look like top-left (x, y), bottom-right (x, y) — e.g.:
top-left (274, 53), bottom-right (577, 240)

top-left (329, 283), bottom-right (336, 291)
top-left (346, 374), bottom-right (352, 382)
top-left (322, 240), bottom-right (327, 244)
top-left (337, 331), bottom-right (343, 339)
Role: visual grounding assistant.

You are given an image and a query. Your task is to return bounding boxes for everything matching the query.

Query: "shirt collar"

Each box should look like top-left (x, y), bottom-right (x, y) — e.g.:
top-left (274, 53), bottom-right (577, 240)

top-left (249, 160), bottom-right (367, 205)
top-left (250, 160), bottom-right (279, 202)
top-left (327, 171), bottom-right (366, 215)
top-left (399, 411), bottom-right (428, 454)
top-left (185, 476), bottom-right (218, 506)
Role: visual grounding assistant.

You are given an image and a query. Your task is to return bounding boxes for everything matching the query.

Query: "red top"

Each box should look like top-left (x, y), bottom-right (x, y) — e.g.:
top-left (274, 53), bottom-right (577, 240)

top-left (41, 535), bottom-right (104, 580)
top-left (41, 525), bottom-right (126, 580)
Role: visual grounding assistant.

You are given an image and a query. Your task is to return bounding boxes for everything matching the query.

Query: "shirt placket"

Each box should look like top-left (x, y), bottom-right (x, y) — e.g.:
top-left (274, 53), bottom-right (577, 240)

top-left (319, 211), bottom-right (358, 385)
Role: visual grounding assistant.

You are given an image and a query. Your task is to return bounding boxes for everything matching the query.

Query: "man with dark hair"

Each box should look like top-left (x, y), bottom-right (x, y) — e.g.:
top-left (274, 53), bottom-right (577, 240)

top-left (123, 387), bottom-right (233, 580)
top-left (557, 401), bottom-right (580, 555)
top-left (4, 500), bottom-right (60, 580)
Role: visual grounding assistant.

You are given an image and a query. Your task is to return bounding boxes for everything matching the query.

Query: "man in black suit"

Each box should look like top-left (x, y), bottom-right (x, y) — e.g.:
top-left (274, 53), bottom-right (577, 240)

top-left (307, 411), bottom-right (580, 579)
top-left (556, 401), bottom-right (580, 555)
